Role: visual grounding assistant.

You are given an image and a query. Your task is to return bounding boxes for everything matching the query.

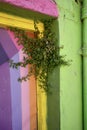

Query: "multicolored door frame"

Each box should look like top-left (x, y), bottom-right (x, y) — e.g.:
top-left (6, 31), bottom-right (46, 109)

top-left (0, 12), bottom-right (47, 130)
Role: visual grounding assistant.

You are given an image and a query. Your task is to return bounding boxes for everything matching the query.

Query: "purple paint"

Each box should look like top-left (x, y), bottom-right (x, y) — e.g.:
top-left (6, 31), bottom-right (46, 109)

top-left (0, 62), bottom-right (12, 130)
top-left (10, 53), bottom-right (22, 130)
top-left (0, 43), bottom-right (9, 65)
top-left (0, 0), bottom-right (58, 17)
top-left (8, 30), bottom-right (22, 51)
top-left (0, 29), bottom-right (18, 59)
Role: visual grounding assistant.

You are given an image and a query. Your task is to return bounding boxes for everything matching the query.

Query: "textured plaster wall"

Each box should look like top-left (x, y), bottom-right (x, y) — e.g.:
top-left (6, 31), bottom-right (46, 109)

top-left (0, 0), bottom-right (58, 17)
top-left (56, 0), bottom-right (83, 130)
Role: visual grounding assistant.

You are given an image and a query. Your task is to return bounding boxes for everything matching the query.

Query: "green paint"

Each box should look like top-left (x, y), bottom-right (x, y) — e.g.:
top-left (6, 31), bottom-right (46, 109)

top-left (46, 16), bottom-right (60, 130)
top-left (0, 1), bottom-right (83, 130)
top-left (82, 0), bottom-right (87, 129)
top-left (56, 0), bottom-right (83, 130)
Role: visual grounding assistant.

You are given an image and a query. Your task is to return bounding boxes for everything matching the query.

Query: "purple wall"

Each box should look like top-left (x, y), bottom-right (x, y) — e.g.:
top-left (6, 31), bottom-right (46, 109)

top-left (0, 28), bottom-right (22, 130)
top-left (0, 28), bottom-right (36, 130)
top-left (0, 62), bottom-right (12, 130)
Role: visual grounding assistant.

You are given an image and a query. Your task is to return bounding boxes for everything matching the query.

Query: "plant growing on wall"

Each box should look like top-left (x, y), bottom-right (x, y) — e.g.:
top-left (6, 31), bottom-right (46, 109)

top-left (9, 19), bottom-right (68, 92)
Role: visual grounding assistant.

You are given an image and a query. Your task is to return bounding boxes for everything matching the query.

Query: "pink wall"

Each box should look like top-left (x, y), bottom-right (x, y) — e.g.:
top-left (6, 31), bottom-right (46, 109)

top-left (0, 0), bottom-right (58, 17)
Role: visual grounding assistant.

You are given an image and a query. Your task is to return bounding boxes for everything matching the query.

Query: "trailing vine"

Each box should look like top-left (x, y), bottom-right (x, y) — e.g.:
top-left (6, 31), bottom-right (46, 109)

top-left (9, 19), bottom-right (68, 92)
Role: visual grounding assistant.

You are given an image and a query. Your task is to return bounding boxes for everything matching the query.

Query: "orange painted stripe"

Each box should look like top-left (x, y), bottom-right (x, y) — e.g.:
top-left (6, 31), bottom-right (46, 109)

top-left (29, 68), bottom-right (37, 130)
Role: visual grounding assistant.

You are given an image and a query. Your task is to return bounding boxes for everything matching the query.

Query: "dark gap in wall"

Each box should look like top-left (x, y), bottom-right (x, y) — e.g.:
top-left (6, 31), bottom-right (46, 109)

top-left (75, 0), bottom-right (78, 4)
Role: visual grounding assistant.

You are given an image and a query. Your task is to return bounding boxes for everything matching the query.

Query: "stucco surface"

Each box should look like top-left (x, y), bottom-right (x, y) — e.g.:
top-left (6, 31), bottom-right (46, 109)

top-left (0, 0), bottom-right (58, 17)
top-left (57, 0), bottom-right (82, 130)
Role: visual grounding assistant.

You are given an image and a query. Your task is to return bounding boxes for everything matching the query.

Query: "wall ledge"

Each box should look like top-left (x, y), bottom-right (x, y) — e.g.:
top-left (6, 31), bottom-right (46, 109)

top-left (0, 0), bottom-right (59, 17)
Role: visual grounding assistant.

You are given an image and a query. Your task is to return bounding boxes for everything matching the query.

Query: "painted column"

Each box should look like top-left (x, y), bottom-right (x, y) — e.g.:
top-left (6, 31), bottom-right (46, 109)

top-left (82, 0), bottom-right (87, 129)
top-left (56, 0), bottom-right (82, 130)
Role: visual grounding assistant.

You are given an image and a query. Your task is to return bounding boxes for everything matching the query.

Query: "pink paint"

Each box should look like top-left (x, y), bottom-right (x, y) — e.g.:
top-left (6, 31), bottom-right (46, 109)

top-left (19, 49), bottom-right (37, 130)
top-left (0, 0), bottom-right (58, 17)
top-left (8, 30), bottom-right (23, 50)
top-left (19, 49), bottom-right (30, 130)
top-left (19, 31), bottom-right (37, 129)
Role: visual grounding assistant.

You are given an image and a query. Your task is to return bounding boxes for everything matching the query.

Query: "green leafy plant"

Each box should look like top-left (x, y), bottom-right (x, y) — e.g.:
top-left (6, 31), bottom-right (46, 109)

top-left (9, 19), bottom-right (68, 92)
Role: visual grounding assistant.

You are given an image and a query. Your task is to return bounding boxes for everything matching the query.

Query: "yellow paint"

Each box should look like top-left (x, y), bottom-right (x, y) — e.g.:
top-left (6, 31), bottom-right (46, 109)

top-left (0, 11), bottom-right (46, 130)
top-left (0, 12), bottom-right (44, 31)
top-left (37, 81), bottom-right (47, 130)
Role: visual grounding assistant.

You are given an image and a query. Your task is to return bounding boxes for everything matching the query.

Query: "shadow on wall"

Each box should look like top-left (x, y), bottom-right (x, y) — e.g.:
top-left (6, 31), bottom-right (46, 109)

top-left (47, 20), bottom-right (60, 130)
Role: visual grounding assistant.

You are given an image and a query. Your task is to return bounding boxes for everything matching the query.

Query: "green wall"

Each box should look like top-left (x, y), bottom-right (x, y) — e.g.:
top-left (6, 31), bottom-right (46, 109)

top-left (56, 0), bottom-right (83, 130)
top-left (0, 1), bottom-right (83, 130)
